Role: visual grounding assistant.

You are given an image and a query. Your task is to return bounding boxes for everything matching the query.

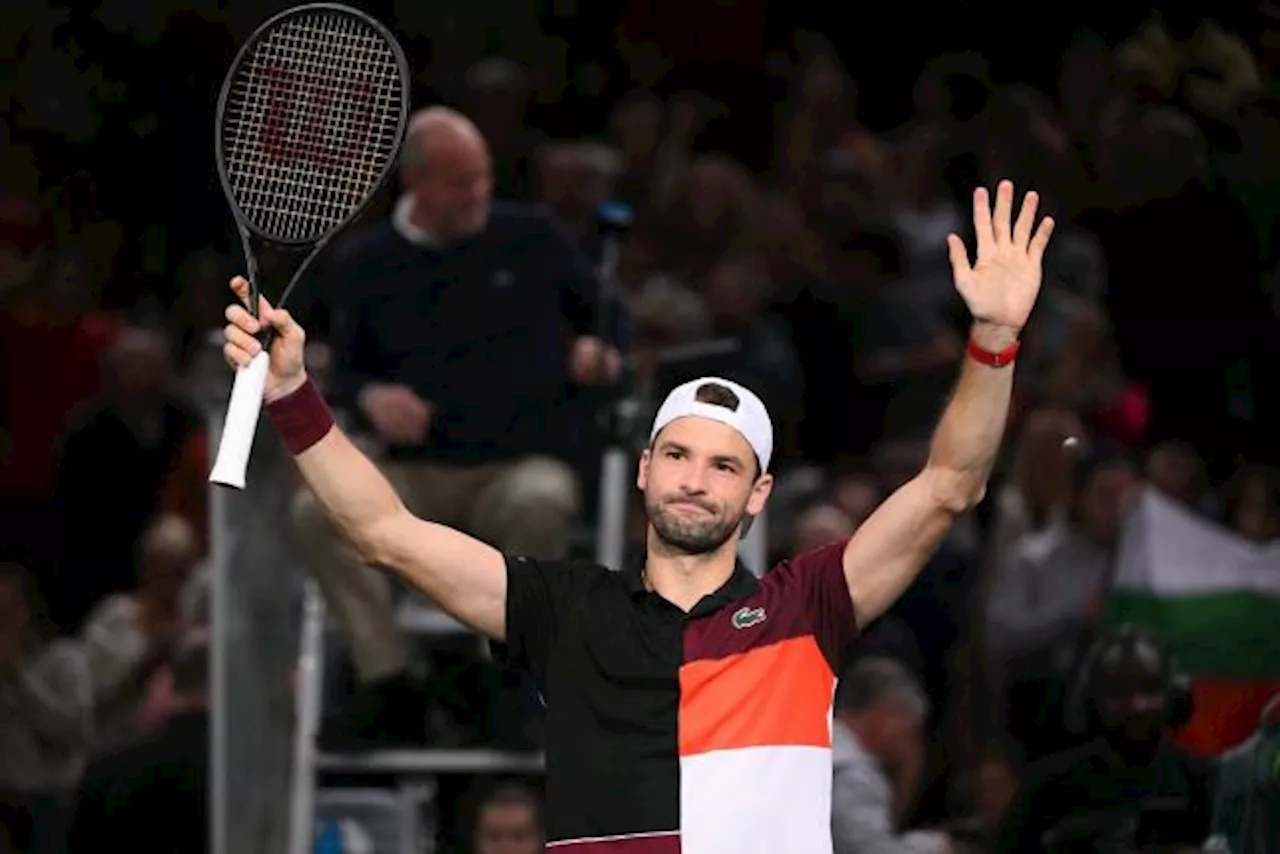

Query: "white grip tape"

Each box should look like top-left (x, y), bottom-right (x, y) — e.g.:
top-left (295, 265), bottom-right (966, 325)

top-left (208, 351), bottom-right (270, 489)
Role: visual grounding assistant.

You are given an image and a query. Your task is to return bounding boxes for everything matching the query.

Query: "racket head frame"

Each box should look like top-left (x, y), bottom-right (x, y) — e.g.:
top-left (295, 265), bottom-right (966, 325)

top-left (213, 2), bottom-right (411, 312)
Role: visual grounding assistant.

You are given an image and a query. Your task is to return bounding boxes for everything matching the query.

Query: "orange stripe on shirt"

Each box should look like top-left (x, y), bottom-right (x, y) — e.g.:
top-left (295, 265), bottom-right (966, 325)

top-left (678, 634), bottom-right (834, 757)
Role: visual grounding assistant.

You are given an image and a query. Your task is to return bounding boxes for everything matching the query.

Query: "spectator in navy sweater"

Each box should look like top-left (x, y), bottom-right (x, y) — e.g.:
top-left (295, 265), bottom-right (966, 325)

top-left (292, 107), bottom-right (626, 749)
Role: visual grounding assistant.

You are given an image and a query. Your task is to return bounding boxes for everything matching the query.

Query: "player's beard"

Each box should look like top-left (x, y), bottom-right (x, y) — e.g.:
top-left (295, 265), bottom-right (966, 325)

top-left (645, 492), bottom-right (746, 555)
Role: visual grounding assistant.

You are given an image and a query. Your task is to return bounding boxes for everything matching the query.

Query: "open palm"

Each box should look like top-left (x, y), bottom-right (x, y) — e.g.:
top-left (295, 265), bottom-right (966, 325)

top-left (946, 180), bottom-right (1055, 331)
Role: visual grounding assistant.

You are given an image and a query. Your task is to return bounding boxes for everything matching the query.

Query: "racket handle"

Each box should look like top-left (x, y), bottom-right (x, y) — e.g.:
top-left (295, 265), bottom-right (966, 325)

top-left (209, 351), bottom-right (270, 489)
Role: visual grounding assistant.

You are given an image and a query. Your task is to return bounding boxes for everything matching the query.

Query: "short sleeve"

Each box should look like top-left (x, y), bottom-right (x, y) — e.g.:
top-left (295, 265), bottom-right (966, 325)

top-left (770, 540), bottom-right (858, 671)
top-left (490, 555), bottom-right (588, 691)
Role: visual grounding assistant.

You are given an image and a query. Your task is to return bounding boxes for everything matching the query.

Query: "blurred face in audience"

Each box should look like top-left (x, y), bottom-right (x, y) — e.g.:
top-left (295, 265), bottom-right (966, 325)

top-left (912, 68), bottom-right (949, 121)
top-left (704, 258), bottom-right (766, 326)
top-left (833, 474), bottom-right (881, 530)
top-left (0, 574), bottom-right (28, 665)
top-left (639, 416), bottom-right (772, 556)
top-left (1094, 638), bottom-right (1172, 761)
top-left (106, 326), bottom-right (173, 406)
top-left (794, 505), bottom-right (854, 554)
top-left (140, 516), bottom-right (199, 604)
top-left (799, 51), bottom-right (849, 109)
top-left (1144, 442), bottom-right (1203, 507)
top-left (403, 123), bottom-right (493, 242)
top-left (1015, 407), bottom-right (1084, 509)
top-left (1262, 19), bottom-right (1280, 75)
top-left (1233, 474), bottom-right (1280, 544)
top-left (1058, 38), bottom-right (1110, 117)
top-left (536, 145), bottom-right (614, 232)
top-left (474, 801), bottom-right (542, 854)
top-left (1076, 463), bottom-right (1137, 546)
top-left (678, 159), bottom-right (754, 234)
top-left (853, 696), bottom-right (924, 774)
top-left (818, 168), bottom-right (880, 225)
top-left (975, 755), bottom-right (1017, 829)
top-left (610, 95), bottom-right (662, 163)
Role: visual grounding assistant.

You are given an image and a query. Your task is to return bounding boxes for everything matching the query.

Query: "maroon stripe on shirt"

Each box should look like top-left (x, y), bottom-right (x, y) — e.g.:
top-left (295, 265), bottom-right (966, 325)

top-left (549, 832), bottom-right (681, 852)
top-left (684, 540), bottom-right (857, 673)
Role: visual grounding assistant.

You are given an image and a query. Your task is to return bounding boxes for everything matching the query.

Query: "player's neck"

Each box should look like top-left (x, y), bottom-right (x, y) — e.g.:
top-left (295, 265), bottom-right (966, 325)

top-left (642, 532), bottom-right (739, 612)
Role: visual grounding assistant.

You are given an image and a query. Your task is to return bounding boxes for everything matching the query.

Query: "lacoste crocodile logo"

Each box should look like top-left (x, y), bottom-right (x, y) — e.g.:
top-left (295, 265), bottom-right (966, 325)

top-left (732, 606), bottom-right (766, 629)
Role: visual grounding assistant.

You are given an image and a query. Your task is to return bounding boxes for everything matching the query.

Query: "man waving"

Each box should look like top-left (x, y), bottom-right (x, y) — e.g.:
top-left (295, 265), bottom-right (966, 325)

top-left (221, 181), bottom-right (1052, 853)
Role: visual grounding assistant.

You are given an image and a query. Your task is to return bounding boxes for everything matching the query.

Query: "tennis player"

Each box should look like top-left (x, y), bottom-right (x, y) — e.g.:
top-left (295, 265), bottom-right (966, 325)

top-left (222, 180), bottom-right (1052, 854)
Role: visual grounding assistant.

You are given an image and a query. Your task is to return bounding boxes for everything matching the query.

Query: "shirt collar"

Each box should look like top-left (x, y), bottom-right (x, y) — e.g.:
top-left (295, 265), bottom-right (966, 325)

top-left (392, 194), bottom-right (435, 247)
top-left (622, 552), bottom-right (760, 617)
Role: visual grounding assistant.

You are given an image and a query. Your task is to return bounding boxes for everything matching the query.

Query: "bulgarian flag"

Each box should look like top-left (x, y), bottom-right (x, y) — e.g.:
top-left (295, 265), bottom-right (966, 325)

top-left (1106, 488), bottom-right (1280, 756)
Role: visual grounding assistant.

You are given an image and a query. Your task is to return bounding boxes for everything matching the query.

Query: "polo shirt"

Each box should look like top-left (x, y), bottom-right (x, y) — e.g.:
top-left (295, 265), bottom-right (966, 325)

top-left (498, 539), bottom-right (858, 853)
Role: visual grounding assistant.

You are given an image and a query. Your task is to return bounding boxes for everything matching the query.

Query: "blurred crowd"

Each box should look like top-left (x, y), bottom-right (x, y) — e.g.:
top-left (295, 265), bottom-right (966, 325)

top-left (2, 1), bottom-right (1280, 853)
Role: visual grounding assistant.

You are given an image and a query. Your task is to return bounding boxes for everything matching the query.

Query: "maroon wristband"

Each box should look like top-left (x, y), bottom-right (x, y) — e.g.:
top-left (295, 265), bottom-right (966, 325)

top-left (265, 377), bottom-right (335, 455)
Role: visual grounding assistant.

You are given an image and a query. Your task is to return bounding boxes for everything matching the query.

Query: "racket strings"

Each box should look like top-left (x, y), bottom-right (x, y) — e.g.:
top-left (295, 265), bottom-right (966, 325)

top-left (221, 9), bottom-right (403, 242)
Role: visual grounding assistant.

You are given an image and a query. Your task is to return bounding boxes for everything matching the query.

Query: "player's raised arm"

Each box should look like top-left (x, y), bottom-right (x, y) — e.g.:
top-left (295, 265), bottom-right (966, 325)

top-left (841, 180), bottom-right (1055, 626)
top-left (222, 276), bottom-right (508, 640)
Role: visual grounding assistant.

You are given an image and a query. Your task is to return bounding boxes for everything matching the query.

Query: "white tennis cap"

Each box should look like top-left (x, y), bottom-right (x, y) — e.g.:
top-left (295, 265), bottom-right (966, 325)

top-left (649, 377), bottom-right (774, 472)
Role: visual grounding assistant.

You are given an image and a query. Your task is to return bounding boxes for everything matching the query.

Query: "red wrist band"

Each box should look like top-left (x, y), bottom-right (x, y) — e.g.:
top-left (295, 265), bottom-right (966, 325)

top-left (967, 336), bottom-right (1020, 368)
top-left (265, 377), bottom-right (335, 455)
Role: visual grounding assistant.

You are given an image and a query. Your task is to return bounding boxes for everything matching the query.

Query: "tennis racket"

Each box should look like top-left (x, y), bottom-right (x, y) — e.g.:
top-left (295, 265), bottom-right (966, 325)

top-left (208, 2), bottom-right (410, 489)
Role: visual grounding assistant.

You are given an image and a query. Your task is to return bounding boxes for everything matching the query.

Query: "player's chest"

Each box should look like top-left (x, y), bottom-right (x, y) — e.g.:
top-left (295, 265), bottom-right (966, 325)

top-left (549, 596), bottom-right (836, 749)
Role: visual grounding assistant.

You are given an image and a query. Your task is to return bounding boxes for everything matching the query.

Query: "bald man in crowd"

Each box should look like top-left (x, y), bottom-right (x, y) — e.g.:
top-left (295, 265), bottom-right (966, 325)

top-left (295, 107), bottom-right (627, 750)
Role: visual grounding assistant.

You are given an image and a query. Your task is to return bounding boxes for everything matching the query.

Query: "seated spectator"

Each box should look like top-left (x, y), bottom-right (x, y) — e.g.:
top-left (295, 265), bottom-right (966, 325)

top-left (942, 741), bottom-right (1022, 853)
top-left (1044, 301), bottom-right (1148, 449)
top-left (473, 782), bottom-right (544, 854)
top-left (1209, 692), bottom-right (1280, 854)
top-left (0, 562), bottom-right (91, 854)
top-left (985, 444), bottom-right (1139, 760)
top-left (292, 107), bottom-right (624, 750)
top-left (607, 89), bottom-right (666, 212)
top-left (995, 626), bottom-right (1212, 853)
top-left (52, 321), bottom-right (199, 632)
top-left (0, 238), bottom-right (119, 592)
top-left (849, 229), bottom-right (965, 445)
top-left (460, 56), bottom-right (544, 200)
top-left (66, 629), bottom-right (209, 854)
top-left (832, 656), bottom-right (954, 854)
top-left (533, 138), bottom-right (622, 259)
top-left (1222, 463), bottom-right (1280, 544)
top-left (981, 406), bottom-right (1084, 596)
top-left (627, 273), bottom-right (712, 392)
top-left (641, 154), bottom-right (762, 282)
top-left (701, 253), bottom-right (805, 447)
top-left (1144, 439), bottom-right (1211, 512)
top-left (79, 514), bottom-right (200, 752)
top-left (1117, 11), bottom-right (1262, 121)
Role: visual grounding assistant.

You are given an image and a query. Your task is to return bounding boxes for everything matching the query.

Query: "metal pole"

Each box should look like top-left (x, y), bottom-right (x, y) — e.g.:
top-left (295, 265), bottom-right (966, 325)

top-left (593, 202), bottom-right (634, 571)
top-left (738, 506), bottom-right (768, 576)
top-left (596, 395), bottom-right (643, 571)
top-left (287, 580), bottom-right (327, 854)
top-left (208, 407), bottom-right (230, 854)
top-left (596, 446), bottom-right (631, 571)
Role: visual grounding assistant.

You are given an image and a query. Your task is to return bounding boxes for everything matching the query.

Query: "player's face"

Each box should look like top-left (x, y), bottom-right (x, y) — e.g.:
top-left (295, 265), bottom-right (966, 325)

top-left (638, 417), bottom-right (772, 555)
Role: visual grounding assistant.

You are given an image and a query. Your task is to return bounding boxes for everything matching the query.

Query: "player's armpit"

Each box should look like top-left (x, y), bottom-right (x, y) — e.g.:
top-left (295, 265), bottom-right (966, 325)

top-left (839, 468), bottom-right (959, 626)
